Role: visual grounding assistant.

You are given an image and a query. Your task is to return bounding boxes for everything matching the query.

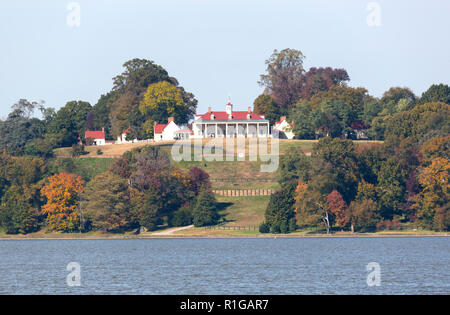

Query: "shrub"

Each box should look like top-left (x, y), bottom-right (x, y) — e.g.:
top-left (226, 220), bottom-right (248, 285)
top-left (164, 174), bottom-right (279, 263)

top-left (170, 206), bottom-right (193, 227)
top-left (71, 144), bottom-right (87, 157)
top-left (259, 222), bottom-right (270, 233)
top-left (270, 222), bottom-right (281, 234)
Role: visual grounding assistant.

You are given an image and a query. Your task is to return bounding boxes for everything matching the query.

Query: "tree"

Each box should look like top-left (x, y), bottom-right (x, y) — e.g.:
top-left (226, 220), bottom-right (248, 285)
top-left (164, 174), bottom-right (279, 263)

top-left (265, 183), bottom-right (297, 233)
top-left (126, 146), bottom-right (192, 230)
top-left (107, 58), bottom-right (197, 137)
top-left (141, 119), bottom-right (155, 139)
top-left (420, 135), bottom-right (450, 164)
top-left (192, 189), bottom-right (218, 227)
top-left (48, 100), bottom-right (92, 147)
top-left (92, 93), bottom-right (114, 139)
top-left (278, 146), bottom-right (310, 187)
top-left (300, 67), bottom-right (349, 100)
top-left (110, 156), bottom-right (131, 179)
top-left (290, 101), bottom-right (316, 139)
top-left (188, 167), bottom-right (211, 196)
top-left (0, 155), bottom-right (46, 234)
top-left (85, 110), bottom-right (96, 130)
top-left (327, 190), bottom-right (347, 228)
top-left (40, 172), bottom-right (85, 232)
top-left (82, 172), bottom-right (136, 232)
top-left (312, 137), bottom-right (360, 202)
top-left (0, 185), bottom-right (41, 234)
top-left (380, 87), bottom-right (417, 113)
top-left (11, 99), bottom-right (42, 119)
top-left (414, 157), bottom-right (449, 230)
top-left (418, 84), bottom-right (450, 105)
top-left (169, 205), bottom-right (193, 227)
top-left (253, 94), bottom-right (282, 126)
top-left (309, 86), bottom-right (370, 122)
top-left (347, 199), bottom-right (380, 232)
top-left (259, 48), bottom-right (306, 108)
top-left (139, 81), bottom-right (190, 125)
top-left (384, 102), bottom-right (449, 142)
top-left (0, 100), bottom-right (48, 156)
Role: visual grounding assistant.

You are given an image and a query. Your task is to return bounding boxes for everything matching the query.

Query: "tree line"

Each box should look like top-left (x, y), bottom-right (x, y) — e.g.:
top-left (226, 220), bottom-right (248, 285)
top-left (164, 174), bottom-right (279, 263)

top-left (261, 101), bottom-right (449, 233)
top-left (0, 146), bottom-right (219, 234)
top-left (254, 49), bottom-right (450, 141)
top-left (0, 58), bottom-right (198, 157)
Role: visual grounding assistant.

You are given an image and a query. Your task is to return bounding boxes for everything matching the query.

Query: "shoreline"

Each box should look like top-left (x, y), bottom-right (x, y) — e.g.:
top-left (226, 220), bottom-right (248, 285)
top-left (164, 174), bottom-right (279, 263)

top-left (0, 232), bottom-right (448, 241)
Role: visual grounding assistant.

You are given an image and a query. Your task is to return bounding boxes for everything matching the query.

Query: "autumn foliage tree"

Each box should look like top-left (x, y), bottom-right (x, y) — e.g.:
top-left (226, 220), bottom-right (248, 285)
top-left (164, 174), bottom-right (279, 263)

top-left (41, 172), bottom-right (84, 232)
top-left (327, 190), bottom-right (348, 228)
top-left (414, 157), bottom-right (450, 230)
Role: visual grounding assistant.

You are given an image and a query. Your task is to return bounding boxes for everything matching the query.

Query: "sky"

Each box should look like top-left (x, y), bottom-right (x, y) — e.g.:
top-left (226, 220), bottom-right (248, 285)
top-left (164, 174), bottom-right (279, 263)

top-left (0, 0), bottom-right (449, 118)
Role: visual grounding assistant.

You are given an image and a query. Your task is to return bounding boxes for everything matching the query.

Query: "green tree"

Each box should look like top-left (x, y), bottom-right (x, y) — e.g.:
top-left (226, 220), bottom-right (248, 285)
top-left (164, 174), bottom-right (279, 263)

top-left (0, 100), bottom-right (48, 156)
top-left (253, 94), bottom-right (282, 126)
top-left (264, 183), bottom-right (297, 233)
top-left (290, 101), bottom-right (316, 139)
top-left (0, 185), bottom-right (41, 234)
top-left (192, 189), bottom-right (218, 227)
top-left (418, 84), bottom-right (450, 105)
top-left (82, 172), bottom-right (136, 232)
top-left (312, 137), bottom-right (360, 202)
top-left (380, 87), bottom-right (417, 113)
top-left (107, 58), bottom-right (197, 137)
top-left (48, 100), bottom-right (92, 147)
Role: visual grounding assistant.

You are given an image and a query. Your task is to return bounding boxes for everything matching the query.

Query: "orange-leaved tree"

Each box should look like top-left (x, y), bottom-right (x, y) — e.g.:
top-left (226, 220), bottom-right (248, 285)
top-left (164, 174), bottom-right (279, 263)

top-left (41, 172), bottom-right (85, 232)
top-left (327, 190), bottom-right (348, 228)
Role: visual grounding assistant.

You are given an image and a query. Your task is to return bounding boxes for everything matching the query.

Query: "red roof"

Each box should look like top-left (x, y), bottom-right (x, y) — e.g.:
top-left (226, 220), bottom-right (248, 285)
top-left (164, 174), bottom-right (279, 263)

top-left (154, 124), bottom-right (168, 134)
top-left (85, 130), bottom-right (105, 139)
top-left (122, 128), bottom-right (131, 135)
top-left (195, 111), bottom-right (265, 120)
top-left (274, 118), bottom-right (294, 128)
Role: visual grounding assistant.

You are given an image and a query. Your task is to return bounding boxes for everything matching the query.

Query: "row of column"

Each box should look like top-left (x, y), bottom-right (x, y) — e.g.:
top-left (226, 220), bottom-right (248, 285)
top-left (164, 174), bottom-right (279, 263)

top-left (202, 123), bottom-right (270, 138)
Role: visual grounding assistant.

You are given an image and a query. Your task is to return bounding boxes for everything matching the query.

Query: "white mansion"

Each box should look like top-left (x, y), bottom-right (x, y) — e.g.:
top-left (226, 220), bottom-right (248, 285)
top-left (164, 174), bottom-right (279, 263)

top-left (191, 102), bottom-right (270, 138)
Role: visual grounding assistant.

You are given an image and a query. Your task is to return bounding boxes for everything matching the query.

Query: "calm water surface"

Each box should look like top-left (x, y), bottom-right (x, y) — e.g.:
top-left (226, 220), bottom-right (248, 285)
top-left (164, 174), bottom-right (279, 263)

top-left (0, 237), bottom-right (448, 294)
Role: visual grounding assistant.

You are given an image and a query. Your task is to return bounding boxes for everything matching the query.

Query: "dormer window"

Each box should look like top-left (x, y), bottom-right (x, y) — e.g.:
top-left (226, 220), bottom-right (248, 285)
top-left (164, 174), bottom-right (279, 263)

top-left (211, 114), bottom-right (215, 120)
top-left (228, 114), bottom-right (233, 120)
top-left (247, 113), bottom-right (251, 120)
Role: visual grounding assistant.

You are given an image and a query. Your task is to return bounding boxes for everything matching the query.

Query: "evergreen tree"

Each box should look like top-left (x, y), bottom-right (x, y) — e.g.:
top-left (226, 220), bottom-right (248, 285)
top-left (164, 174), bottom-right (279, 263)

top-left (192, 189), bottom-right (218, 227)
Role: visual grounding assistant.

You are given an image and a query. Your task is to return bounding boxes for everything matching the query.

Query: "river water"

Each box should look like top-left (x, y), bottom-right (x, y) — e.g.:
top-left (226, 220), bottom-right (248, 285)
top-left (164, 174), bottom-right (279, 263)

top-left (0, 237), bottom-right (448, 294)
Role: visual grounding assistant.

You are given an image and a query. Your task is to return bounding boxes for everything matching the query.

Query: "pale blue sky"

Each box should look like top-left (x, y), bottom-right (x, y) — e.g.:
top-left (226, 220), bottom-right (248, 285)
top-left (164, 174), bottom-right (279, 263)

top-left (0, 0), bottom-right (449, 118)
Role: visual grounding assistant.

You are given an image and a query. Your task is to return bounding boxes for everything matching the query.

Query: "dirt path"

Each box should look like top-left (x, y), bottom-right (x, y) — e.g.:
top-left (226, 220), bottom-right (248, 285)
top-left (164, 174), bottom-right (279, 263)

top-left (150, 225), bottom-right (194, 236)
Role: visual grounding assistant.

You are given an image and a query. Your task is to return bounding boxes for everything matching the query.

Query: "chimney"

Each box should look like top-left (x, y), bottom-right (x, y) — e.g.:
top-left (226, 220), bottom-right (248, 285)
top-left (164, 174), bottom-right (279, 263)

top-left (208, 107), bottom-right (212, 113)
top-left (154, 121), bottom-right (157, 127)
top-left (248, 106), bottom-right (251, 113)
top-left (281, 116), bottom-right (287, 122)
top-left (102, 127), bottom-right (105, 133)
top-left (168, 117), bottom-right (174, 123)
